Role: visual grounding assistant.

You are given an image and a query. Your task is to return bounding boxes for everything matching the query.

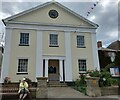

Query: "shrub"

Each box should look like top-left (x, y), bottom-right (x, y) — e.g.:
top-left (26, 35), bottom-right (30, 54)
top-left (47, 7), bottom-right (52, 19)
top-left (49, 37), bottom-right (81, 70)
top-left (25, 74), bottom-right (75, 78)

top-left (88, 70), bottom-right (100, 77)
top-left (99, 70), bottom-right (118, 87)
top-left (88, 70), bottom-right (118, 87)
top-left (74, 74), bottom-right (87, 94)
top-left (118, 79), bottom-right (120, 86)
top-left (104, 63), bottom-right (115, 71)
top-left (75, 74), bottom-right (86, 87)
top-left (110, 78), bottom-right (118, 86)
top-left (77, 86), bottom-right (86, 94)
top-left (75, 79), bottom-right (80, 88)
top-left (79, 74), bottom-right (86, 86)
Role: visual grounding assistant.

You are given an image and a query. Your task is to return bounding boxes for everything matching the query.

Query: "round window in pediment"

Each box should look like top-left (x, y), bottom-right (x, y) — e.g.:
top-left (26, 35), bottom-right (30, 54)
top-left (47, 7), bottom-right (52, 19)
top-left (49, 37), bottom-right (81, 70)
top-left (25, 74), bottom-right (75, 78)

top-left (49, 9), bottom-right (58, 19)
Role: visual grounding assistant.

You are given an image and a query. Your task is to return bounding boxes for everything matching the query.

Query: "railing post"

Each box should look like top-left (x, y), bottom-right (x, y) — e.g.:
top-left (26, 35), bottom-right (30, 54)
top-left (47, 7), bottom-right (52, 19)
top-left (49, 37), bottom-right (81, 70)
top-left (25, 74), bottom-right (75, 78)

top-left (36, 77), bottom-right (48, 98)
top-left (86, 77), bottom-right (101, 97)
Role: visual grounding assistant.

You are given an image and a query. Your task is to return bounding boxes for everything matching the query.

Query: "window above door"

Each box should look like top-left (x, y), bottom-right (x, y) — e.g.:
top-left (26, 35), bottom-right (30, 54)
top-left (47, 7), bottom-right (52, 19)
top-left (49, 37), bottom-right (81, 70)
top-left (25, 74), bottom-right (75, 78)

top-left (49, 33), bottom-right (59, 47)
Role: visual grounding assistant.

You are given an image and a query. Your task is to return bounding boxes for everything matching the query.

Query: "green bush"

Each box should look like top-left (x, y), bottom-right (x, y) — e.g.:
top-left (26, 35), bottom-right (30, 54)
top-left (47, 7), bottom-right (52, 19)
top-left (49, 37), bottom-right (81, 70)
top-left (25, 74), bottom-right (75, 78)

top-left (79, 74), bottom-right (86, 86)
top-left (110, 78), bottom-right (118, 86)
top-left (99, 70), bottom-right (118, 87)
top-left (118, 79), bottom-right (120, 86)
top-left (88, 70), bottom-right (100, 77)
top-left (74, 74), bottom-right (86, 94)
top-left (104, 63), bottom-right (115, 71)
top-left (75, 79), bottom-right (80, 88)
top-left (88, 70), bottom-right (118, 87)
top-left (77, 86), bottom-right (86, 94)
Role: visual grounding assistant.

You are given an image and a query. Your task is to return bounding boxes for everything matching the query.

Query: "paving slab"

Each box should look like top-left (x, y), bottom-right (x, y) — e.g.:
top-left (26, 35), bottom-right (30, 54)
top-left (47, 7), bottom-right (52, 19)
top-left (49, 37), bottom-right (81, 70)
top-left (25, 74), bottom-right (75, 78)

top-left (48, 87), bottom-right (88, 98)
top-left (47, 87), bottom-right (119, 99)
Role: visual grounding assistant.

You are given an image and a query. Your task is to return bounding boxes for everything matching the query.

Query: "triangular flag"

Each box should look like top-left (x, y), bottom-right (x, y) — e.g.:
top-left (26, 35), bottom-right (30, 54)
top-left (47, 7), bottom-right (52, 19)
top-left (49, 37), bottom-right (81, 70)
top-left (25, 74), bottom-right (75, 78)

top-left (94, 4), bottom-right (96, 6)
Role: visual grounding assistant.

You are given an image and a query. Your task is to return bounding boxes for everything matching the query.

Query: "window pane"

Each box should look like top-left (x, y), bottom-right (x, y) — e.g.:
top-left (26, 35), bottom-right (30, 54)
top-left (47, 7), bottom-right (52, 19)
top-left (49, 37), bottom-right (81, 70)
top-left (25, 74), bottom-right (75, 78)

top-left (78, 60), bottom-right (86, 71)
top-left (77, 35), bottom-right (84, 47)
top-left (20, 33), bottom-right (29, 45)
top-left (18, 59), bottom-right (28, 72)
top-left (50, 34), bottom-right (58, 46)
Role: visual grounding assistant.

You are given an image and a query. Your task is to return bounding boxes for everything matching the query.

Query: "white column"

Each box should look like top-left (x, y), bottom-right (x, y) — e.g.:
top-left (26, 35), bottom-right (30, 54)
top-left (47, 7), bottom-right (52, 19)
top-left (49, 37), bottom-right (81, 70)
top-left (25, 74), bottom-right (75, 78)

top-left (45, 59), bottom-right (49, 78)
top-left (59, 60), bottom-right (63, 82)
top-left (91, 33), bottom-right (100, 71)
top-left (65, 32), bottom-right (72, 81)
top-left (36, 31), bottom-right (43, 78)
top-left (1, 28), bottom-right (12, 82)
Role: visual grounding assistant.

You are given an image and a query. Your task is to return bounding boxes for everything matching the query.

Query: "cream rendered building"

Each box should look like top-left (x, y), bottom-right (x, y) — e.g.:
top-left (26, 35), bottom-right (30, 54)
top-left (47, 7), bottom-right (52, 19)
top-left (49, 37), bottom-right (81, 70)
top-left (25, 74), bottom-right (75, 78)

top-left (1, 1), bottom-right (100, 83)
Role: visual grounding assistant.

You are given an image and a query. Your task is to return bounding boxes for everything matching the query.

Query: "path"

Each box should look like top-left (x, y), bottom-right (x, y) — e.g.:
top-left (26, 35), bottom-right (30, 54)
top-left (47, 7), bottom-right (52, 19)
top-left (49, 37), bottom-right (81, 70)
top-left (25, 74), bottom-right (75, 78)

top-left (48, 87), bottom-right (88, 98)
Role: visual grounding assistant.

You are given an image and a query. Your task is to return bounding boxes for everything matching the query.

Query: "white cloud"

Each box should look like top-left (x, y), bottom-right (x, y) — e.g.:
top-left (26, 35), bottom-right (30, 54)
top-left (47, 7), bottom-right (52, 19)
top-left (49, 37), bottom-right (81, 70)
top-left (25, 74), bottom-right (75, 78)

top-left (97, 30), bottom-right (118, 47)
top-left (0, 12), bottom-right (11, 20)
top-left (89, 15), bottom-right (96, 21)
top-left (109, 31), bottom-right (118, 38)
top-left (100, 0), bottom-right (110, 8)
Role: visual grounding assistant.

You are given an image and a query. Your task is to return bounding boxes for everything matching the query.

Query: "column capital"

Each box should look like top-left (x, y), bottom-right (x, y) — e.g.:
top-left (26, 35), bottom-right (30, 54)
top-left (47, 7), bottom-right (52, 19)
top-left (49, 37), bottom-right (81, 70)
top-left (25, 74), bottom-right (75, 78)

top-left (59, 59), bottom-right (64, 61)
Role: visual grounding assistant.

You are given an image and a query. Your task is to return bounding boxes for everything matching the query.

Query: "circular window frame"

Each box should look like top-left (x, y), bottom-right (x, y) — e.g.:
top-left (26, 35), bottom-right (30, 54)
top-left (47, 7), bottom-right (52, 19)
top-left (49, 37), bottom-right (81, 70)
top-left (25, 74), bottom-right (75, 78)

top-left (49, 10), bottom-right (59, 19)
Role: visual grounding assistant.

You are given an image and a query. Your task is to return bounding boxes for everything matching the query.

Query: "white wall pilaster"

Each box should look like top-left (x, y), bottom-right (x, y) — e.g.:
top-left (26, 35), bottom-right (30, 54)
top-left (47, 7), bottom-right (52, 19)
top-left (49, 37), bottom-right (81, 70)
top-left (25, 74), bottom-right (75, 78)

top-left (1, 28), bottom-right (12, 82)
top-left (45, 59), bottom-right (49, 78)
top-left (59, 60), bottom-right (63, 82)
top-left (91, 33), bottom-right (100, 71)
top-left (36, 31), bottom-right (43, 78)
top-left (65, 32), bottom-right (72, 81)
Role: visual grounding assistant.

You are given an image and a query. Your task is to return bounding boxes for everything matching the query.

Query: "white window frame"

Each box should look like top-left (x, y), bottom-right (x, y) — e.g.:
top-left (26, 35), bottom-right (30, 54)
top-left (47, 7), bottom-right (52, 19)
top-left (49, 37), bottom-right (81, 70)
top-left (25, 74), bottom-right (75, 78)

top-left (19, 33), bottom-right (29, 46)
top-left (78, 59), bottom-right (87, 73)
top-left (76, 35), bottom-right (85, 48)
top-left (17, 58), bottom-right (29, 74)
top-left (49, 33), bottom-right (59, 47)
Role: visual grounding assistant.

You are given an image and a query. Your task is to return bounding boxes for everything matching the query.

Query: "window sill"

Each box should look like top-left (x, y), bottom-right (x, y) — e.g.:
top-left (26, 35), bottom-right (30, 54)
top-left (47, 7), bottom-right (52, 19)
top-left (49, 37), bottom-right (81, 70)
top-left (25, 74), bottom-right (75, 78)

top-left (79, 71), bottom-right (87, 74)
top-left (77, 46), bottom-right (86, 48)
top-left (19, 44), bottom-right (29, 46)
top-left (16, 72), bottom-right (28, 75)
top-left (49, 45), bottom-right (59, 47)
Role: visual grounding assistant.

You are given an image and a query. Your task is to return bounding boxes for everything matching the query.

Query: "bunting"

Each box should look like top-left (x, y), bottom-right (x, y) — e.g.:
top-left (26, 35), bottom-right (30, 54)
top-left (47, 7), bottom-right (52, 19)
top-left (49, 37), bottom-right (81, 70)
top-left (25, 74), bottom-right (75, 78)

top-left (86, 0), bottom-right (102, 17)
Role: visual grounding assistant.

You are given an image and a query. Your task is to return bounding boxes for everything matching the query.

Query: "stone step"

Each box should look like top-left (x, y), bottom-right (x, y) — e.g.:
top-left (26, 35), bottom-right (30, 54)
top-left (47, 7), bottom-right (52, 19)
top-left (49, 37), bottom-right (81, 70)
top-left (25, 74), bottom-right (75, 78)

top-left (47, 84), bottom-right (68, 87)
top-left (47, 81), bottom-right (68, 87)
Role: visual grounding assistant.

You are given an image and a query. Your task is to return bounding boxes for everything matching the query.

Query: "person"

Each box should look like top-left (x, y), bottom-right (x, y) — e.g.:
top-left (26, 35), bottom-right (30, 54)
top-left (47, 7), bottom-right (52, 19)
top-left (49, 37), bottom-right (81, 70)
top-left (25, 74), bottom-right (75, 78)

top-left (18, 77), bottom-right (29, 100)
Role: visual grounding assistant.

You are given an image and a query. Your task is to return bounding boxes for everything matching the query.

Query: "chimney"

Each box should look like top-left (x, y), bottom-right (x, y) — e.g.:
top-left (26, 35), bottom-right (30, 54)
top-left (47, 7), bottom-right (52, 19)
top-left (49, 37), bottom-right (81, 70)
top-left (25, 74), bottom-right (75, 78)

top-left (97, 41), bottom-right (102, 48)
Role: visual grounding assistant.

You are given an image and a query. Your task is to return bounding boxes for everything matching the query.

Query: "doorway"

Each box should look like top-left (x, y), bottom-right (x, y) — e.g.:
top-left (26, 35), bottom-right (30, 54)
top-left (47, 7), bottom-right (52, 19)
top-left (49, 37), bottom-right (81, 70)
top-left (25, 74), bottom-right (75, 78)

top-left (48, 60), bottom-right (59, 81)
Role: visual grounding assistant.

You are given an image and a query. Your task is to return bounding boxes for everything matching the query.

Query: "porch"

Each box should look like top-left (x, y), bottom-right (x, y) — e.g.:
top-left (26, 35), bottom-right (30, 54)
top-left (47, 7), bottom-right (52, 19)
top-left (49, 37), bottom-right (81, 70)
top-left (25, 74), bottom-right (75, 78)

top-left (42, 59), bottom-right (65, 82)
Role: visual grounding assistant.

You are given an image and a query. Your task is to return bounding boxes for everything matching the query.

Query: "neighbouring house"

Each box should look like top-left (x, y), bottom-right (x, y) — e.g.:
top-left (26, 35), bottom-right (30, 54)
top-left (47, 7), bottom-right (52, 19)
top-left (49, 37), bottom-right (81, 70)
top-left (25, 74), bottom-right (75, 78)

top-left (1, 1), bottom-right (100, 83)
top-left (107, 40), bottom-right (120, 50)
top-left (98, 40), bottom-right (120, 69)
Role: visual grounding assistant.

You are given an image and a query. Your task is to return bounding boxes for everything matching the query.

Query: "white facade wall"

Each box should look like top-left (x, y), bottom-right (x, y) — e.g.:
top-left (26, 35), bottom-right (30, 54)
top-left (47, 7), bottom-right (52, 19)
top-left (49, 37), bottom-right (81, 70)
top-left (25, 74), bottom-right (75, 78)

top-left (1, 2), bottom-right (99, 82)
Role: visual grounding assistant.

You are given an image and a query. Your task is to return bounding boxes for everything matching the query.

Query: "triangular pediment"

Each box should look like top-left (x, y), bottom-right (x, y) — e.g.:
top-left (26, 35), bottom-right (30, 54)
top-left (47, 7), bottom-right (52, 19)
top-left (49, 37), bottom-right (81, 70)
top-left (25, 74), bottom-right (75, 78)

top-left (3, 2), bottom-right (98, 28)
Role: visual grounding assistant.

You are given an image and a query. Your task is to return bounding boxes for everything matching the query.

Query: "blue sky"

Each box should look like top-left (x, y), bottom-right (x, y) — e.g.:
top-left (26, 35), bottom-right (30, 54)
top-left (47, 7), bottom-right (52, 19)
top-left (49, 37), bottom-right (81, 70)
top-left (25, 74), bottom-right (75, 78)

top-left (0, 0), bottom-right (119, 47)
